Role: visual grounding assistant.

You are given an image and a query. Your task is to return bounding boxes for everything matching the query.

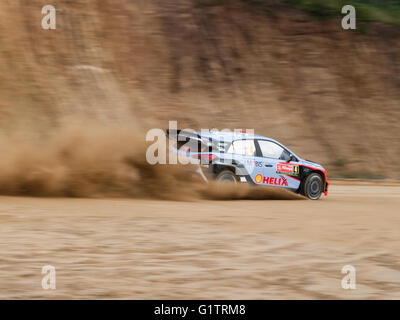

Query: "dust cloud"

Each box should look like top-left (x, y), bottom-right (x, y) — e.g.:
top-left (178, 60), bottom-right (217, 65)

top-left (0, 122), bottom-right (302, 200)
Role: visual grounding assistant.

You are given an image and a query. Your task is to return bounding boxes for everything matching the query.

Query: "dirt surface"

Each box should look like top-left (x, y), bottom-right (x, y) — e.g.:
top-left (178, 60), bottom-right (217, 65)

top-left (1, 182), bottom-right (399, 299)
top-left (1, 0), bottom-right (399, 301)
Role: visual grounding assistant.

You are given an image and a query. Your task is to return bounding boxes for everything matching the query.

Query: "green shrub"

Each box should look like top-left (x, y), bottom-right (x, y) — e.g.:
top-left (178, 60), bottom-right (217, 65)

top-left (243, 0), bottom-right (400, 26)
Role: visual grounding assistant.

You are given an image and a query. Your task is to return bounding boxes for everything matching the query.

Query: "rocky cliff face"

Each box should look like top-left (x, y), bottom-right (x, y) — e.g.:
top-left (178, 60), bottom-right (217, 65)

top-left (0, 0), bottom-right (399, 177)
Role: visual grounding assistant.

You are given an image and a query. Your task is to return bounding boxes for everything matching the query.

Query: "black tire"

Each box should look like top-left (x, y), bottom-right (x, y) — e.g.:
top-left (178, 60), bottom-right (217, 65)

top-left (216, 170), bottom-right (238, 183)
top-left (302, 173), bottom-right (323, 200)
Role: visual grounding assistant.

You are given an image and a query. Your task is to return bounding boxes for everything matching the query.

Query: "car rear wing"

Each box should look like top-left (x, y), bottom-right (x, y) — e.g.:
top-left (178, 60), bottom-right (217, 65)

top-left (166, 129), bottom-right (214, 153)
top-left (166, 129), bottom-right (200, 139)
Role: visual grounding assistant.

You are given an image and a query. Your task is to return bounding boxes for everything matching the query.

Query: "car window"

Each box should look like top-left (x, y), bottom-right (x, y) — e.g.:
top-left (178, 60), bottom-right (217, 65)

top-left (227, 140), bottom-right (256, 156)
top-left (258, 140), bottom-right (290, 160)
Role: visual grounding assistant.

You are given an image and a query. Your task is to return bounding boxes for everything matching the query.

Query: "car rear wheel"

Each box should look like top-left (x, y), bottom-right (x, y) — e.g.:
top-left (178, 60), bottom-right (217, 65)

top-left (216, 170), bottom-right (238, 183)
top-left (302, 173), bottom-right (323, 200)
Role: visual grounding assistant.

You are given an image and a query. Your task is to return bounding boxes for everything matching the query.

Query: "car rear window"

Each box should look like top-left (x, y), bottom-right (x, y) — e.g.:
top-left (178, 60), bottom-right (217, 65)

top-left (227, 140), bottom-right (256, 156)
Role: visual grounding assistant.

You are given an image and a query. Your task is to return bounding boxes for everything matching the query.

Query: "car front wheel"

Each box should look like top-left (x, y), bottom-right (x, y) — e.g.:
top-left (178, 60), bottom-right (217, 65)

top-left (302, 173), bottom-right (323, 200)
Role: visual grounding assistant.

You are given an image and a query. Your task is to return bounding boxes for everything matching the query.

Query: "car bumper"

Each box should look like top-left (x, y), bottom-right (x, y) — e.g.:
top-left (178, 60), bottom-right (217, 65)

top-left (324, 179), bottom-right (329, 195)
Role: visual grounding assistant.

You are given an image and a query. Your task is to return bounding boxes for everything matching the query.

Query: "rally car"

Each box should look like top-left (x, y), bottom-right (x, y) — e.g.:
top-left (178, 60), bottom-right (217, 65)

top-left (167, 130), bottom-right (329, 200)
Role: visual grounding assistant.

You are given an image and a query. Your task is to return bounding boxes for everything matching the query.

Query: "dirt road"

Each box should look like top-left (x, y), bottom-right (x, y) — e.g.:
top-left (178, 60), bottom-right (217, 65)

top-left (0, 182), bottom-right (399, 299)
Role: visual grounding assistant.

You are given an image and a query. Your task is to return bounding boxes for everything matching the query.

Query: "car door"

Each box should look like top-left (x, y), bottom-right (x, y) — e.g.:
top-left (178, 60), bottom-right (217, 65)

top-left (227, 139), bottom-right (264, 182)
top-left (255, 139), bottom-right (301, 190)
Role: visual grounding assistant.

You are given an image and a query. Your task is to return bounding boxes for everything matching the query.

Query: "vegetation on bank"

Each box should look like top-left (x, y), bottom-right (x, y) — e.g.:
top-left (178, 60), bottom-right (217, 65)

top-left (243, 0), bottom-right (400, 26)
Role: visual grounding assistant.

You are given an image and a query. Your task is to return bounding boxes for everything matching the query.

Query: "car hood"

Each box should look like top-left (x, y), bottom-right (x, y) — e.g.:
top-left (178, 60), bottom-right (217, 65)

top-left (298, 159), bottom-right (326, 172)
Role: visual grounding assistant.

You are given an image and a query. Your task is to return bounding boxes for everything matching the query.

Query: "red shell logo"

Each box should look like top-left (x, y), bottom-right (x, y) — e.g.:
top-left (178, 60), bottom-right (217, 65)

top-left (255, 174), bottom-right (262, 183)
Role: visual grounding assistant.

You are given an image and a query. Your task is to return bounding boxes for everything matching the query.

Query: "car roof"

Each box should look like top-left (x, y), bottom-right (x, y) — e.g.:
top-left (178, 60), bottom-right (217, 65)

top-left (196, 130), bottom-right (278, 143)
top-left (195, 130), bottom-right (300, 158)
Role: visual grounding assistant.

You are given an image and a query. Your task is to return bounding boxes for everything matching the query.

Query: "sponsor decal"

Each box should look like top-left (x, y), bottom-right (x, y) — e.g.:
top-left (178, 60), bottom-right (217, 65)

top-left (254, 175), bottom-right (288, 187)
top-left (244, 160), bottom-right (262, 168)
top-left (276, 163), bottom-right (299, 176)
top-left (244, 159), bottom-right (255, 166)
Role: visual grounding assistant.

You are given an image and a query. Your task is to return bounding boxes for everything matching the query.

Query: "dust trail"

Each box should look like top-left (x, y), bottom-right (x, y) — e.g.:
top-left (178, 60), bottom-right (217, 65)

top-left (202, 182), bottom-right (304, 200)
top-left (0, 123), bottom-right (303, 200)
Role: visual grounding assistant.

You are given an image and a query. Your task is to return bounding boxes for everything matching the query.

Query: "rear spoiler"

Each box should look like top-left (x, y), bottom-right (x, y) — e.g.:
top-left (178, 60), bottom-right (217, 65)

top-left (166, 129), bottom-right (200, 139)
top-left (166, 129), bottom-right (214, 153)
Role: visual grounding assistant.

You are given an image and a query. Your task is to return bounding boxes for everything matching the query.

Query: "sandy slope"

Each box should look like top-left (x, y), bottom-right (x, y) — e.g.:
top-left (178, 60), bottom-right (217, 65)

top-left (0, 0), bottom-right (399, 178)
top-left (0, 182), bottom-right (399, 299)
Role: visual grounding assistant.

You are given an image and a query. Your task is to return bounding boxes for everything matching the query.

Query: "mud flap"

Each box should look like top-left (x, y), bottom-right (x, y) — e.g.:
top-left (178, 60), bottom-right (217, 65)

top-left (196, 166), bottom-right (208, 183)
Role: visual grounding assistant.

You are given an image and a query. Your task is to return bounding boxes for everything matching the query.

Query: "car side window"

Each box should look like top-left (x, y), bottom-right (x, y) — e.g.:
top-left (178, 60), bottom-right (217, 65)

top-left (227, 140), bottom-right (256, 156)
top-left (258, 140), bottom-right (290, 160)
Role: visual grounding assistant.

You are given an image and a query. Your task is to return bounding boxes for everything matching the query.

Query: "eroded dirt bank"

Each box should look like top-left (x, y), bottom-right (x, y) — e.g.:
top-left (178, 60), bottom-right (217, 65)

top-left (1, 183), bottom-right (399, 299)
top-left (0, 0), bottom-right (399, 178)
